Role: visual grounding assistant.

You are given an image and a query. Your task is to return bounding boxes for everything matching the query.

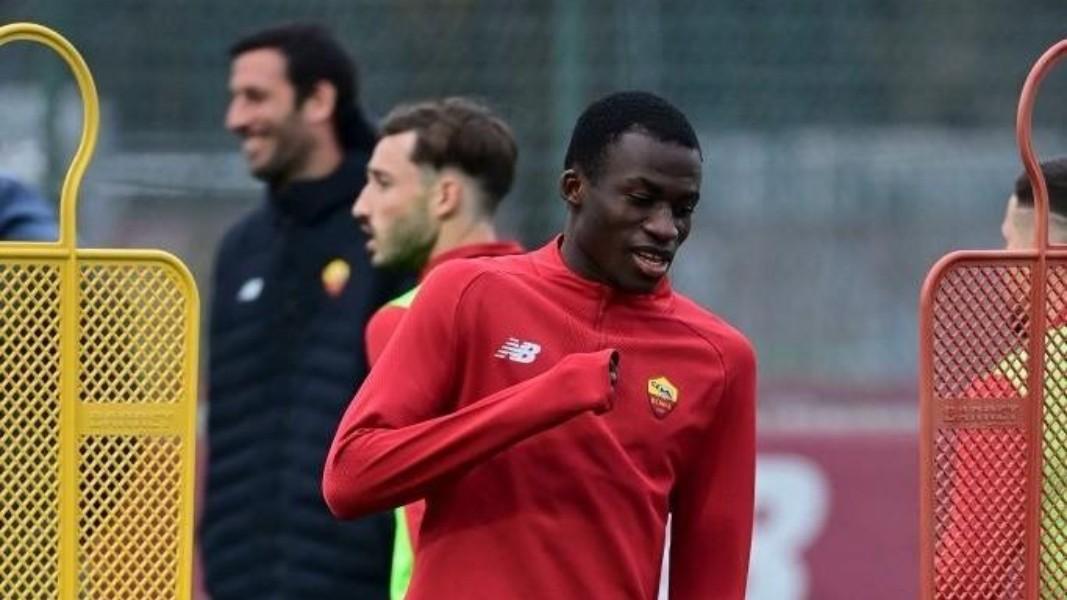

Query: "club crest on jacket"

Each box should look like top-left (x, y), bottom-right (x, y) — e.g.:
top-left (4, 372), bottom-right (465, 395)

top-left (648, 376), bottom-right (678, 418)
top-left (322, 258), bottom-right (350, 298)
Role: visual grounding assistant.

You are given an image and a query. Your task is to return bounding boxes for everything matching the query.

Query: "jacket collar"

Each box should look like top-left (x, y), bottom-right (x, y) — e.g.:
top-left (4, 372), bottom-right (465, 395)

top-left (268, 152), bottom-right (368, 225)
top-left (530, 235), bottom-right (674, 310)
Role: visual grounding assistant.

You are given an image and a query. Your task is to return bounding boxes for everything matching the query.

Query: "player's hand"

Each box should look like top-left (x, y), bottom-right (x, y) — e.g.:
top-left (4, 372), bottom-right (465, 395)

top-left (555, 348), bottom-right (618, 414)
top-left (608, 350), bottom-right (620, 388)
top-left (590, 350), bottom-right (620, 415)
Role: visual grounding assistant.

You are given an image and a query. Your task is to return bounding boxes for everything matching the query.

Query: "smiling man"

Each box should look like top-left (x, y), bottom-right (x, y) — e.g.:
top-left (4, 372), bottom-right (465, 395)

top-left (202, 22), bottom-right (408, 600)
top-left (324, 91), bottom-right (758, 599)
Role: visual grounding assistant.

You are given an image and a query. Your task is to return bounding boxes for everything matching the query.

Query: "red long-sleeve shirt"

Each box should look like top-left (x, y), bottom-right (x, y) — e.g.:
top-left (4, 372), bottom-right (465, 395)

top-left (324, 239), bottom-right (757, 599)
top-left (365, 240), bottom-right (523, 593)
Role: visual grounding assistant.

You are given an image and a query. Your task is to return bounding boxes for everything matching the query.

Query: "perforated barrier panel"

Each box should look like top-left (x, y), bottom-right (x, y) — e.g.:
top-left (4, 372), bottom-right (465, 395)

top-left (0, 24), bottom-right (198, 599)
top-left (921, 39), bottom-right (1067, 600)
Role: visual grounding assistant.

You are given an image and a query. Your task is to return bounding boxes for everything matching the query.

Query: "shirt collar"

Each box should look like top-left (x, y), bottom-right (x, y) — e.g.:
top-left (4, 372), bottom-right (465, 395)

top-left (420, 241), bottom-right (525, 280)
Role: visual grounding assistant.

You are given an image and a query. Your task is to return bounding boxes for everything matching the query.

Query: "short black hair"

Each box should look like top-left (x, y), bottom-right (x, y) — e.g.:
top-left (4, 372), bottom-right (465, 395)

top-left (1014, 157), bottom-right (1067, 218)
top-left (563, 91), bottom-right (701, 182)
top-left (382, 97), bottom-right (517, 213)
top-left (230, 22), bottom-right (376, 152)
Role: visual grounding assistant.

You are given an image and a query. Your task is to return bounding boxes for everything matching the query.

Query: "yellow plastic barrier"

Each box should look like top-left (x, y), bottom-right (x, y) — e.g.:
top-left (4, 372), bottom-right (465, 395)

top-left (0, 23), bottom-right (198, 599)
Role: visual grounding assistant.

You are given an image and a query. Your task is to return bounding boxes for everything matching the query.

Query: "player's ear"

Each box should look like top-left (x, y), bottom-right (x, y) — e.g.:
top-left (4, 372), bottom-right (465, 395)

top-left (433, 172), bottom-right (461, 220)
top-left (560, 169), bottom-right (583, 209)
top-left (300, 80), bottom-right (337, 126)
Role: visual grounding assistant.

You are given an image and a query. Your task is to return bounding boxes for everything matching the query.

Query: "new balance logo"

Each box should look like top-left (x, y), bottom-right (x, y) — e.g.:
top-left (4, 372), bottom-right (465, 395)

top-left (494, 337), bottom-right (541, 364)
top-left (236, 277), bottom-right (263, 303)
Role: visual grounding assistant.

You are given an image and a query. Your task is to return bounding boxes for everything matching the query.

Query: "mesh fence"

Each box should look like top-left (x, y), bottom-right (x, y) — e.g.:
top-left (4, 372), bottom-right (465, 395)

top-left (0, 262), bottom-right (61, 598)
top-left (1041, 266), bottom-right (1067, 596)
top-left (934, 428), bottom-right (1028, 598)
top-left (74, 260), bottom-right (192, 597)
top-left (78, 434), bottom-right (183, 599)
top-left (928, 261), bottom-right (1031, 597)
top-left (0, 253), bottom-right (196, 597)
top-left (78, 263), bottom-right (186, 405)
top-left (924, 258), bottom-right (1067, 598)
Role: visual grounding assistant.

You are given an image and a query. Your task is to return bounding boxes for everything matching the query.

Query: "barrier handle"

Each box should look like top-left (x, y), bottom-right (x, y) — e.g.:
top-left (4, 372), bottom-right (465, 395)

top-left (0, 22), bottom-right (99, 249)
top-left (1015, 38), bottom-right (1067, 599)
top-left (1017, 39), bottom-right (1067, 252)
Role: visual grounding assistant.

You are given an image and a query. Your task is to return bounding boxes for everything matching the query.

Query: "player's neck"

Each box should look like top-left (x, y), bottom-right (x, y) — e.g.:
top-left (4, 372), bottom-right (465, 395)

top-left (429, 218), bottom-right (498, 260)
top-left (286, 134), bottom-right (343, 185)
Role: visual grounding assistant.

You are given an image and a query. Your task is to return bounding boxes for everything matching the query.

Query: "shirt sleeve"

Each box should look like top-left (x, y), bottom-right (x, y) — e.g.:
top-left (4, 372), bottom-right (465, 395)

top-left (323, 261), bottom-right (617, 519)
top-left (669, 337), bottom-right (757, 600)
top-left (364, 304), bottom-right (407, 367)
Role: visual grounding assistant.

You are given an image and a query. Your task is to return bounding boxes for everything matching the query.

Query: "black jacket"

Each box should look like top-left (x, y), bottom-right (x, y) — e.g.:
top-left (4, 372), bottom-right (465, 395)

top-left (202, 154), bottom-right (410, 599)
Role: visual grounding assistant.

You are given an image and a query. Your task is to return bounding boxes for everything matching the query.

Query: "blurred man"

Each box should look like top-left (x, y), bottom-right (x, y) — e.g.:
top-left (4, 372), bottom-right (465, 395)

top-left (1001, 158), bottom-right (1067, 249)
top-left (202, 22), bottom-right (408, 599)
top-left (0, 175), bottom-right (57, 241)
top-left (938, 157), bottom-right (1067, 596)
top-left (325, 91), bottom-right (757, 599)
top-left (352, 97), bottom-right (523, 598)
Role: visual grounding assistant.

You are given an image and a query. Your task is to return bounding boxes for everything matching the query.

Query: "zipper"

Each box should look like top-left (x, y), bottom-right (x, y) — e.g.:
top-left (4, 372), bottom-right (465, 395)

top-left (595, 289), bottom-right (609, 351)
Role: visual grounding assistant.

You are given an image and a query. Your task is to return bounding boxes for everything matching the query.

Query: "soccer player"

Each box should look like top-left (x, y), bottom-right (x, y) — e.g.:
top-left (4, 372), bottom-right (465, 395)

top-left (352, 97), bottom-right (523, 598)
top-left (1001, 158), bottom-right (1067, 250)
top-left (937, 157), bottom-right (1067, 596)
top-left (324, 91), bottom-right (757, 599)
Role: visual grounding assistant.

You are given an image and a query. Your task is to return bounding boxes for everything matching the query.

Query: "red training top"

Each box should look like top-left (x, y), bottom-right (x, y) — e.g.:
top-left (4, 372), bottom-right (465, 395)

top-left (365, 240), bottom-right (523, 559)
top-left (324, 238), bottom-right (757, 599)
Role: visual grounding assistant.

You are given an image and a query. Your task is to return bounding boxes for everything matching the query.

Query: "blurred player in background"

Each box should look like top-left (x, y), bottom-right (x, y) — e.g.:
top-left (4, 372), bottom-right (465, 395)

top-left (938, 157), bottom-right (1067, 596)
top-left (0, 175), bottom-right (57, 241)
top-left (325, 91), bottom-right (757, 599)
top-left (352, 96), bottom-right (523, 599)
top-left (1001, 159), bottom-right (1067, 249)
top-left (200, 22), bottom-right (408, 599)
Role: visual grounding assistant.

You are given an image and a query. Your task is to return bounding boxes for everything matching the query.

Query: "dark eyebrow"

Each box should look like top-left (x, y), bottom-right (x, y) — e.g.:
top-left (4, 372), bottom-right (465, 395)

top-left (626, 175), bottom-right (700, 202)
top-left (624, 176), bottom-right (663, 194)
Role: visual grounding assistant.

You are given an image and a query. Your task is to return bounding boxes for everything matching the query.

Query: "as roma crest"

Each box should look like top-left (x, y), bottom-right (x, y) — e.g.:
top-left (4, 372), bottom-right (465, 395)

top-left (647, 376), bottom-right (679, 419)
top-left (321, 258), bottom-right (351, 298)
